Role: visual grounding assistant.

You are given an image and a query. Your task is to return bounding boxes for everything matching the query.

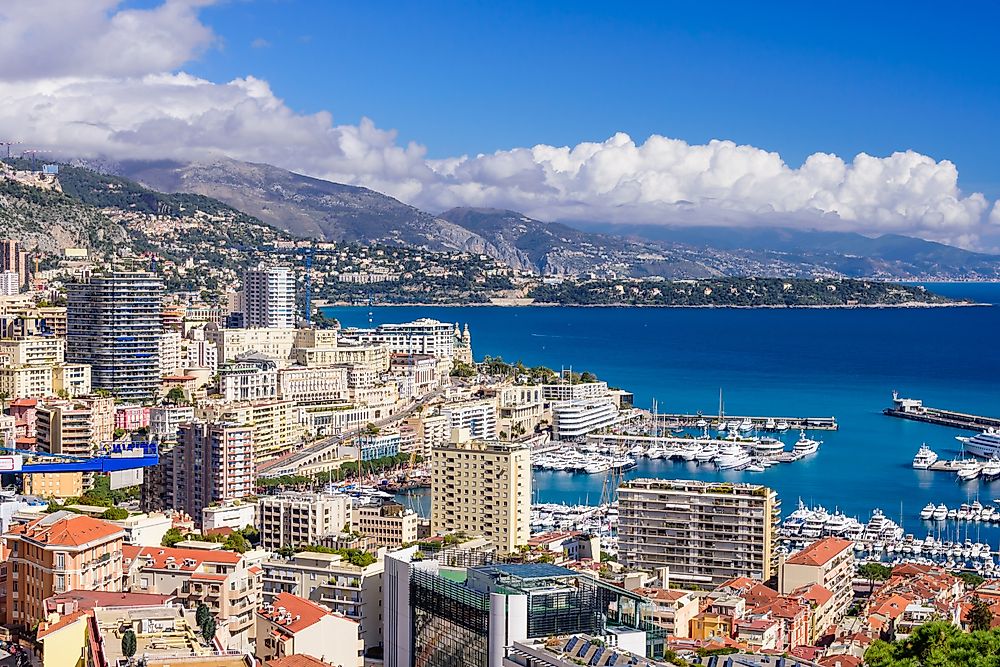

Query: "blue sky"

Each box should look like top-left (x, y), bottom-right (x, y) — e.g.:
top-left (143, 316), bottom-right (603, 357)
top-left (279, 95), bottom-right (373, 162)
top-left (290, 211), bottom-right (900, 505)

top-left (188, 0), bottom-right (1000, 196)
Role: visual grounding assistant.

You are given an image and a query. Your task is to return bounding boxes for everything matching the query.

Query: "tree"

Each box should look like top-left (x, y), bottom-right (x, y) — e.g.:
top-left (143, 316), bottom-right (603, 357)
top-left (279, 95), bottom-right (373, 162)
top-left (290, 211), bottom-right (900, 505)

top-left (121, 629), bottom-right (137, 658)
top-left (960, 571), bottom-right (986, 589)
top-left (165, 387), bottom-right (187, 405)
top-left (100, 507), bottom-right (129, 520)
top-left (162, 527), bottom-right (185, 547)
top-left (195, 603), bottom-right (211, 629)
top-left (364, 422), bottom-right (380, 436)
top-left (858, 561), bottom-right (893, 593)
top-left (200, 616), bottom-right (216, 643)
top-left (223, 532), bottom-right (250, 553)
top-left (967, 595), bottom-right (994, 632)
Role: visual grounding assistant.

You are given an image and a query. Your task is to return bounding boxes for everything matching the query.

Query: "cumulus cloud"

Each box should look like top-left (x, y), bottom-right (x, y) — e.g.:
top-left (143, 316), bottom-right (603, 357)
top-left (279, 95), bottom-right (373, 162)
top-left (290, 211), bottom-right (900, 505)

top-left (0, 0), bottom-right (996, 248)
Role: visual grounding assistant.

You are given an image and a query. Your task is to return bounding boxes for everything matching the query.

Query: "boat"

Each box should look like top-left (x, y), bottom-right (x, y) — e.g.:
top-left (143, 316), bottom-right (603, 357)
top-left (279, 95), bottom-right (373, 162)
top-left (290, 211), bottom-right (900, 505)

top-left (958, 459), bottom-right (982, 482)
top-left (765, 418), bottom-right (777, 430)
top-left (717, 421), bottom-right (728, 433)
top-left (983, 457), bottom-right (1000, 480)
top-left (738, 418), bottom-right (753, 432)
top-left (932, 504), bottom-right (948, 520)
top-left (727, 419), bottom-right (741, 432)
top-left (716, 444), bottom-right (752, 470)
top-left (695, 445), bottom-right (719, 463)
top-left (695, 418), bottom-right (708, 429)
top-left (752, 437), bottom-right (786, 458)
top-left (920, 503), bottom-right (935, 520)
top-left (793, 431), bottom-right (821, 456)
top-left (745, 461), bottom-right (766, 472)
top-left (957, 428), bottom-right (1000, 459)
top-left (912, 443), bottom-right (939, 469)
top-left (776, 420), bottom-right (790, 431)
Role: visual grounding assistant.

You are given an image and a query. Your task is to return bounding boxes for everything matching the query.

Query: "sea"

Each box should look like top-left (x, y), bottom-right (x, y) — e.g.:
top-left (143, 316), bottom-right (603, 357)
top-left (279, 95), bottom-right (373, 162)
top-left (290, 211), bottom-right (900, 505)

top-left (322, 282), bottom-right (1000, 544)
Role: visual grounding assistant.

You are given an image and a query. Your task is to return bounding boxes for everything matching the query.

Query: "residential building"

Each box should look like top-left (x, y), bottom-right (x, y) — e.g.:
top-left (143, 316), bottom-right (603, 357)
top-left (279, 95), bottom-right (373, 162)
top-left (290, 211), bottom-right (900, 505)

top-left (0, 336), bottom-right (91, 398)
top-left (354, 429), bottom-right (401, 461)
top-left (0, 271), bottom-right (18, 296)
top-left (0, 239), bottom-right (28, 288)
top-left (36, 401), bottom-right (93, 457)
top-left (541, 381), bottom-right (609, 402)
top-left (1, 512), bottom-right (124, 627)
top-left (262, 550), bottom-right (384, 652)
top-left (779, 537), bottom-right (855, 627)
top-left (66, 270), bottom-right (163, 403)
top-left (195, 399), bottom-right (302, 463)
top-left (630, 587), bottom-right (700, 638)
top-left (124, 544), bottom-right (264, 651)
top-left (107, 512), bottom-right (173, 546)
top-left (219, 356), bottom-right (279, 401)
top-left (159, 330), bottom-right (183, 376)
top-left (256, 592), bottom-right (363, 666)
top-left (258, 492), bottom-right (352, 550)
top-left (207, 324), bottom-right (298, 364)
top-left (402, 412), bottom-right (449, 459)
top-left (244, 263), bottom-right (296, 329)
top-left (353, 502), bottom-right (419, 548)
top-left (343, 318), bottom-right (455, 362)
top-left (440, 400), bottom-right (498, 440)
top-left (550, 398), bottom-right (619, 440)
top-left (156, 420), bottom-right (255, 521)
top-left (495, 384), bottom-right (544, 439)
top-left (431, 436), bottom-right (531, 555)
top-left (618, 479), bottom-right (780, 587)
top-left (22, 472), bottom-right (84, 499)
top-left (203, 501), bottom-right (257, 533)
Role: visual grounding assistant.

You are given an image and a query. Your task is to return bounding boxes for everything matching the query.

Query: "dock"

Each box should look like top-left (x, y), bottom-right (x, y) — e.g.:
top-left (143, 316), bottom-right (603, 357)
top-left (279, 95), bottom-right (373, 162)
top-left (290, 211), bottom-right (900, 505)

top-left (884, 392), bottom-right (999, 432)
top-left (653, 413), bottom-right (838, 431)
top-left (927, 460), bottom-right (966, 472)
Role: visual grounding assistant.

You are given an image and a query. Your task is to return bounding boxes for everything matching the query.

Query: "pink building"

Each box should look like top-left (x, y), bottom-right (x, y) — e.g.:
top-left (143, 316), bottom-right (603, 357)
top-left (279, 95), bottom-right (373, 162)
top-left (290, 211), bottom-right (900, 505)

top-left (115, 405), bottom-right (151, 432)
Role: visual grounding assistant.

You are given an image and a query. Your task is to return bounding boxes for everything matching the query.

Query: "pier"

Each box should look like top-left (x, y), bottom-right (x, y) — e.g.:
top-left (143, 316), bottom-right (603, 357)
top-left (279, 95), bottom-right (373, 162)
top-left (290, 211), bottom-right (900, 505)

top-left (884, 392), bottom-right (1000, 432)
top-left (652, 413), bottom-right (838, 431)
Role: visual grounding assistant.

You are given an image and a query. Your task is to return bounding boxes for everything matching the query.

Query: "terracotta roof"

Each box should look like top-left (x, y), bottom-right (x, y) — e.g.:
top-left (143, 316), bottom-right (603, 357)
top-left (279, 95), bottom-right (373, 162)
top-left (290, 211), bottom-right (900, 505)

top-left (792, 583), bottom-right (834, 607)
top-left (527, 530), bottom-right (580, 546)
top-left (716, 576), bottom-right (759, 592)
top-left (268, 656), bottom-right (329, 667)
top-left (785, 537), bottom-right (853, 567)
top-left (870, 593), bottom-right (911, 620)
top-left (259, 592), bottom-right (351, 636)
top-left (8, 512), bottom-right (123, 547)
top-left (36, 609), bottom-right (89, 639)
top-left (9, 398), bottom-right (37, 407)
top-left (633, 587), bottom-right (689, 603)
top-left (743, 583), bottom-right (780, 608)
top-left (818, 655), bottom-right (862, 667)
top-left (755, 596), bottom-right (810, 620)
top-left (124, 544), bottom-right (241, 572)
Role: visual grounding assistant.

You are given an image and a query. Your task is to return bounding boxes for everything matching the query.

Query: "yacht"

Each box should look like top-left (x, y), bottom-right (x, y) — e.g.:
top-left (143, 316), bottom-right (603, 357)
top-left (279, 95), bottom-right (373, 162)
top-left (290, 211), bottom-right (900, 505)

top-left (745, 461), bottom-right (766, 472)
top-left (912, 444), bottom-right (939, 469)
top-left (738, 418), bottom-right (753, 432)
top-left (727, 419), bottom-right (741, 432)
top-left (776, 420), bottom-right (790, 432)
top-left (753, 437), bottom-right (786, 458)
top-left (983, 457), bottom-right (1000, 480)
top-left (932, 503), bottom-right (948, 521)
top-left (920, 503), bottom-right (935, 520)
top-left (695, 444), bottom-right (719, 463)
top-left (716, 444), bottom-right (752, 470)
top-left (695, 418), bottom-right (708, 429)
top-left (646, 445), bottom-right (666, 459)
top-left (793, 431), bottom-right (821, 456)
top-left (957, 428), bottom-right (1000, 459)
top-left (765, 418), bottom-right (777, 430)
top-left (717, 421), bottom-right (728, 433)
top-left (958, 459), bottom-right (982, 482)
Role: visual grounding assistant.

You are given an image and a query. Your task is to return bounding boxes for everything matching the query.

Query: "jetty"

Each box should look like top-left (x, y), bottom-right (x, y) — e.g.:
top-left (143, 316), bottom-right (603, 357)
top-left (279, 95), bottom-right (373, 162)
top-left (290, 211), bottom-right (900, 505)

top-left (884, 392), bottom-right (1000, 432)
top-left (652, 413), bottom-right (838, 431)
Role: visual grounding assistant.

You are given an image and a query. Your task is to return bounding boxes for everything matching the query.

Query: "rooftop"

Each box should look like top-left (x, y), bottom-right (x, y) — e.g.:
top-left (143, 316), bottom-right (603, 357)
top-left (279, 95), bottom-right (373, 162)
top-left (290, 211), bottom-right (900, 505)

top-left (785, 537), bottom-right (854, 566)
top-left (124, 544), bottom-right (242, 572)
top-left (258, 592), bottom-right (351, 637)
top-left (7, 511), bottom-right (124, 547)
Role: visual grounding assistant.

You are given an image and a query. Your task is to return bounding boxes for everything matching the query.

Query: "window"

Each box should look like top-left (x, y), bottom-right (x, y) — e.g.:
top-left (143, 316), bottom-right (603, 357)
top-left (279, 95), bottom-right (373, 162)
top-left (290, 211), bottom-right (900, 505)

top-left (55, 552), bottom-right (66, 569)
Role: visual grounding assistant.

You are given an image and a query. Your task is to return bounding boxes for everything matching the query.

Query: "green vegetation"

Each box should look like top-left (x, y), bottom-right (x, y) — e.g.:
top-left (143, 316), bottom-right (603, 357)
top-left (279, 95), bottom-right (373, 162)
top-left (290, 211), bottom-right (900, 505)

top-left (121, 629), bottom-right (137, 658)
top-left (162, 527), bottom-right (185, 548)
top-left (278, 544), bottom-right (377, 567)
top-left (529, 277), bottom-right (956, 307)
top-left (257, 452), bottom-right (422, 488)
top-left (100, 507), bottom-right (129, 521)
top-left (967, 595), bottom-right (994, 632)
top-left (449, 360), bottom-right (476, 378)
top-left (165, 387), bottom-right (187, 405)
top-left (959, 571), bottom-right (986, 589)
top-left (865, 620), bottom-right (1000, 666)
top-left (859, 562), bottom-right (893, 592)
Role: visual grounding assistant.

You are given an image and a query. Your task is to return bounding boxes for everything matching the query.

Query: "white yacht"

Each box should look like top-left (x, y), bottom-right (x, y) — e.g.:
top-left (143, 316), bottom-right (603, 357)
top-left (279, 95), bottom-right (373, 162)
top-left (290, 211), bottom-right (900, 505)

top-left (695, 418), bottom-right (708, 428)
top-left (984, 457), bottom-right (1000, 480)
top-left (776, 420), bottom-right (790, 431)
top-left (717, 421), bottom-right (728, 433)
top-left (646, 445), bottom-right (665, 459)
top-left (920, 503), bottom-right (935, 520)
top-left (932, 503), bottom-right (948, 521)
top-left (716, 444), bottom-right (752, 470)
top-left (764, 418), bottom-right (777, 430)
top-left (727, 419), bottom-right (741, 432)
top-left (912, 444), bottom-right (939, 469)
top-left (695, 444), bottom-right (719, 462)
top-left (793, 431), bottom-right (821, 456)
top-left (753, 437), bottom-right (786, 458)
top-left (958, 459), bottom-right (983, 482)
top-left (957, 428), bottom-right (1000, 459)
top-left (738, 418), bottom-right (753, 432)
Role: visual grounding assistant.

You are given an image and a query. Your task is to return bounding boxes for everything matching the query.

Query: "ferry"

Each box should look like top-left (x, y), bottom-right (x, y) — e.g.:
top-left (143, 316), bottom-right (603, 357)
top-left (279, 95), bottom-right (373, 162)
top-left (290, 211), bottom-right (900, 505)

top-left (912, 443), bottom-right (939, 469)
top-left (957, 428), bottom-right (1000, 459)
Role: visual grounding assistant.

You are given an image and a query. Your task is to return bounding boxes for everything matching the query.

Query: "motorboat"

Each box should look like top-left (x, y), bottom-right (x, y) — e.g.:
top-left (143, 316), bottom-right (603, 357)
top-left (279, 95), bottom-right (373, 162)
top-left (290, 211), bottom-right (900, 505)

top-left (765, 418), bottom-right (777, 430)
top-left (958, 459), bottom-right (982, 482)
top-left (932, 504), bottom-right (948, 521)
top-left (753, 437), bottom-right (786, 458)
top-left (695, 418), bottom-right (708, 428)
top-left (717, 444), bottom-right (752, 470)
top-left (776, 420), bottom-right (790, 431)
top-left (738, 418), bottom-right (753, 432)
top-left (793, 431), bottom-right (821, 456)
top-left (920, 503), bottom-right (935, 520)
top-left (912, 443), bottom-right (939, 469)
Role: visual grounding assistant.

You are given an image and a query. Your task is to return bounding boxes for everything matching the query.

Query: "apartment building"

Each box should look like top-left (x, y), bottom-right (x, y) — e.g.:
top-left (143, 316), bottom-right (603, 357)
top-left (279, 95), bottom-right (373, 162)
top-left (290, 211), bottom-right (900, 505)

top-left (149, 405), bottom-right (195, 441)
top-left (618, 479), bottom-right (780, 587)
top-left (124, 545), bottom-right (263, 651)
top-left (541, 381), bottom-right (609, 402)
top-left (401, 413), bottom-right (449, 459)
top-left (277, 364), bottom-right (350, 402)
top-left (0, 336), bottom-right (91, 398)
top-left (431, 436), bottom-right (531, 555)
top-left (256, 592), bottom-right (363, 666)
top-left (353, 502), bottom-right (419, 548)
top-left (257, 492), bottom-right (352, 550)
top-left (207, 325), bottom-right (298, 364)
top-left (494, 383), bottom-right (544, 439)
top-left (440, 399), bottom-right (499, 440)
top-left (195, 399), bottom-right (302, 463)
top-left (219, 357), bottom-right (278, 401)
top-left (66, 270), bottom-right (163, 403)
top-left (262, 550), bottom-right (384, 652)
top-left (243, 263), bottom-right (296, 329)
top-left (779, 536), bottom-right (855, 627)
top-left (343, 318), bottom-right (455, 361)
top-left (2, 512), bottom-right (124, 627)
top-left (550, 398), bottom-right (618, 440)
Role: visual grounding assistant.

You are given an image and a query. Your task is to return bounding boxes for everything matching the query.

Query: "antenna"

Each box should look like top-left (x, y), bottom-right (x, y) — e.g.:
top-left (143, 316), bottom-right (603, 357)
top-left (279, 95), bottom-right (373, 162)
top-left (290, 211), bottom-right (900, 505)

top-left (0, 141), bottom-right (22, 160)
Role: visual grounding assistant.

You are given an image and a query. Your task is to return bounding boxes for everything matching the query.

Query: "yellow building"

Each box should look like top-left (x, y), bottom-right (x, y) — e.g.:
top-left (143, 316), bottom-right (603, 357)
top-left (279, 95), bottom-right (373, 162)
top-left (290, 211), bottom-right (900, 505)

top-left (195, 399), bottom-right (302, 463)
top-left (23, 472), bottom-right (85, 499)
top-left (689, 612), bottom-right (734, 641)
top-left (430, 431), bottom-right (531, 555)
top-left (36, 609), bottom-right (88, 667)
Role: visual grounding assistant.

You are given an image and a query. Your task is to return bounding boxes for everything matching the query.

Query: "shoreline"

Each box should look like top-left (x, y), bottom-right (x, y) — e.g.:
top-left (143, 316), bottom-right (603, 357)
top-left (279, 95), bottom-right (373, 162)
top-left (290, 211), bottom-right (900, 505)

top-left (321, 300), bottom-right (990, 309)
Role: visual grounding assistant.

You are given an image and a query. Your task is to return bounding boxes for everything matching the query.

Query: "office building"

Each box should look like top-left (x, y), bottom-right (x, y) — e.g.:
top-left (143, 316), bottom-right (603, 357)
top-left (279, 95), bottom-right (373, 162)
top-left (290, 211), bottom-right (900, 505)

top-left (244, 263), bottom-right (296, 328)
top-left (431, 436), bottom-right (531, 555)
top-left (618, 479), bottom-right (780, 587)
top-left (1, 512), bottom-right (124, 627)
top-left (66, 270), bottom-right (163, 403)
top-left (157, 420), bottom-right (255, 520)
top-left (257, 491), bottom-right (352, 550)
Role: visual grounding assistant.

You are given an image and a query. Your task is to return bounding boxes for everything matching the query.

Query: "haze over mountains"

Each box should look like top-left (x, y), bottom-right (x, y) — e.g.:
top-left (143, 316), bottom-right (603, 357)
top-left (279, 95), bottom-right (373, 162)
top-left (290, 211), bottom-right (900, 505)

top-left (95, 157), bottom-right (1000, 280)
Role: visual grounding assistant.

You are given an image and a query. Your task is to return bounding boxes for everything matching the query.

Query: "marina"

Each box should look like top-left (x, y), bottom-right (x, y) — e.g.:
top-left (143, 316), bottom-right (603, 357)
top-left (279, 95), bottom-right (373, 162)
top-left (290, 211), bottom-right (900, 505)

top-left (654, 412), bottom-right (838, 431)
top-left (884, 392), bottom-right (1000, 432)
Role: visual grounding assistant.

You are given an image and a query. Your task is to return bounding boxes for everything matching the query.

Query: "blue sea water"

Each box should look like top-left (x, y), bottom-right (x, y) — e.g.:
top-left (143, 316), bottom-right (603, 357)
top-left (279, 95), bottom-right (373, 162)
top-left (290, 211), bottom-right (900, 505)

top-left (323, 283), bottom-right (1000, 543)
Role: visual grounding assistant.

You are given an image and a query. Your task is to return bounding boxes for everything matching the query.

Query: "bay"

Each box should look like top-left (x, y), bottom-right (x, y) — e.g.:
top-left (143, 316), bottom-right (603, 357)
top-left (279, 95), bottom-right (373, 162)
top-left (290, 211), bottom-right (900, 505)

top-left (322, 283), bottom-right (1000, 544)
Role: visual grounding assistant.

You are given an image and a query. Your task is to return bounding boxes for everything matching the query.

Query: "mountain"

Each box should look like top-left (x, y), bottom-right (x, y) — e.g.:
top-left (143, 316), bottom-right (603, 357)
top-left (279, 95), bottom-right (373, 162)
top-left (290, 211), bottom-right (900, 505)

top-left (566, 222), bottom-right (1000, 280)
top-left (113, 158), bottom-right (491, 256)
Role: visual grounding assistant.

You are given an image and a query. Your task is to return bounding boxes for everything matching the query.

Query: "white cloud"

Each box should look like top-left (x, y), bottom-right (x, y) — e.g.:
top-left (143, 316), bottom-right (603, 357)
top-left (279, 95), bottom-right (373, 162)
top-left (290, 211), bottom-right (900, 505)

top-left (0, 0), bottom-right (996, 249)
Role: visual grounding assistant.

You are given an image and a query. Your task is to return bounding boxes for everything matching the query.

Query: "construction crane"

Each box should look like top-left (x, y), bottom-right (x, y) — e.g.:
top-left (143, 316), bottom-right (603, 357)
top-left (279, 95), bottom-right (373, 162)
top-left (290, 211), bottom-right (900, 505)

top-left (0, 141), bottom-right (22, 160)
top-left (21, 149), bottom-right (51, 171)
top-left (0, 442), bottom-right (159, 474)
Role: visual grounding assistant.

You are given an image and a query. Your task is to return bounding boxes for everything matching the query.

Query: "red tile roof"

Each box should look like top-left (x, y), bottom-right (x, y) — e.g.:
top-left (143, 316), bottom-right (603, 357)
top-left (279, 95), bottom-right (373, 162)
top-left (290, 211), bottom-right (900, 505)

top-left (259, 592), bottom-right (353, 637)
top-left (818, 655), bottom-right (862, 667)
top-left (632, 587), bottom-right (689, 603)
top-left (785, 537), bottom-right (853, 567)
top-left (527, 531), bottom-right (580, 546)
top-left (36, 609), bottom-right (89, 640)
top-left (8, 513), bottom-right (123, 547)
top-left (792, 583), bottom-right (834, 607)
top-left (124, 544), bottom-right (241, 572)
top-left (743, 583), bottom-right (780, 608)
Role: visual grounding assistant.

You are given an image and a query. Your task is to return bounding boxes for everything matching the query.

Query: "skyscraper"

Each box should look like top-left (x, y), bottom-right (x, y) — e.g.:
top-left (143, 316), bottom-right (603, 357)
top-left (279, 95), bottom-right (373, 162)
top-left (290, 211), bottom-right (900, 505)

top-left (0, 239), bottom-right (29, 288)
top-left (66, 270), bottom-right (163, 404)
top-left (243, 263), bottom-right (296, 328)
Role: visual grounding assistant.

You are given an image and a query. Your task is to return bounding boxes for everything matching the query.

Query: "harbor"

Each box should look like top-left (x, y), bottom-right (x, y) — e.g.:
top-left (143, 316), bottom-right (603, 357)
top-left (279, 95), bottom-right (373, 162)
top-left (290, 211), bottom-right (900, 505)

top-left (884, 391), bottom-right (1000, 431)
top-left (653, 412), bottom-right (838, 431)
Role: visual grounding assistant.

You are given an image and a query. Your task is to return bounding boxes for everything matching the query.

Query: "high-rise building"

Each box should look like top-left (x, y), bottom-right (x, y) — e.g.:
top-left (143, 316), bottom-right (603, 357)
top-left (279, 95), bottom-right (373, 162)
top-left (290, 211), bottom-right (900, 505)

top-left (257, 491), bottom-right (352, 550)
top-left (154, 420), bottom-right (255, 520)
top-left (618, 479), bottom-right (780, 587)
top-left (243, 263), bottom-right (296, 328)
top-left (439, 400), bottom-right (499, 441)
top-left (430, 435), bottom-right (531, 555)
top-left (0, 239), bottom-right (29, 288)
top-left (66, 270), bottom-right (163, 404)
